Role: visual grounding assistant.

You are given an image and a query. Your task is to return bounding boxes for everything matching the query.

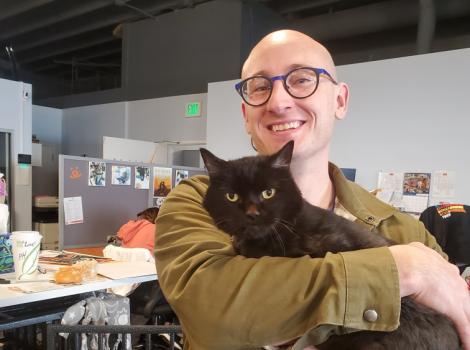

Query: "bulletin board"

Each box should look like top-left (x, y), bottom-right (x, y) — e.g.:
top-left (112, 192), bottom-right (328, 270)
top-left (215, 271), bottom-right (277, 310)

top-left (59, 155), bottom-right (205, 249)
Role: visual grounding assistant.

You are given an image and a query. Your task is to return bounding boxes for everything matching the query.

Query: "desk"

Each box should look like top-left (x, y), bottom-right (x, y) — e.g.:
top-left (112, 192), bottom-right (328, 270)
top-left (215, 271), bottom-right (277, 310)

top-left (0, 273), bottom-right (156, 308)
top-left (0, 261), bottom-right (157, 334)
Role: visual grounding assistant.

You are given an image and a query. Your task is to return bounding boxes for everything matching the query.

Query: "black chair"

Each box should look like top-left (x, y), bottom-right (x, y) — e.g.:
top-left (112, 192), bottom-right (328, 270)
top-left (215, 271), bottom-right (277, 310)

top-left (419, 204), bottom-right (470, 274)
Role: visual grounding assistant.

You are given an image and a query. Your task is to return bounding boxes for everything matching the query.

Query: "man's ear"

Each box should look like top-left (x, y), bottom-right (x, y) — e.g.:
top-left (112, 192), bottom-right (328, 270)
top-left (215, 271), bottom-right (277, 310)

top-left (335, 82), bottom-right (349, 120)
top-left (200, 148), bottom-right (226, 177)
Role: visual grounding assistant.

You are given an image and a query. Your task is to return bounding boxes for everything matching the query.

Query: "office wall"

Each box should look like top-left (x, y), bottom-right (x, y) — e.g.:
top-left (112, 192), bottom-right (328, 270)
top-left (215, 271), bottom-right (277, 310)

top-left (62, 102), bottom-right (127, 158)
top-left (206, 48), bottom-right (470, 204)
top-left (207, 80), bottom-right (254, 160)
top-left (32, 105), bottom-right (63, 196)
top-left (127, 93), bottom-right (206, 143)
top-left (0, 78), bottom-right (32, 230)
top-left (32, 105), bottom-right (62, 145)
top-left (122, 1), bottom-right (243, 101)
top-left (60, 94), bottom-right (207, 159)
top-left (331, 47), bottom-right (470, 202)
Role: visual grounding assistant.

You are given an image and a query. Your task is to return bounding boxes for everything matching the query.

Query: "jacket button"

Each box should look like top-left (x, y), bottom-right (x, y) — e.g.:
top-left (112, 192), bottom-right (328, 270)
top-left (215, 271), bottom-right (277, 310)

top-left (363, 309), bottom-right (378, 322)
top-left (366, 216), bottom-right (375, 223)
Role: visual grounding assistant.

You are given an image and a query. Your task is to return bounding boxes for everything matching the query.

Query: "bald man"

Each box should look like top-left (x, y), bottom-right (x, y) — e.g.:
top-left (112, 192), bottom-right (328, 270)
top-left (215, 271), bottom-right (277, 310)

top-left (155, 30), bottom-right (470, 350)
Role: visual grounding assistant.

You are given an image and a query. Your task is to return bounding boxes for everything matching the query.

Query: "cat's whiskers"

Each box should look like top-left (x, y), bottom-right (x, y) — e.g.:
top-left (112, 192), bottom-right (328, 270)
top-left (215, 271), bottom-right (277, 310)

top-left (277, 219), bottom-right (297, 237)
top-left (271, 221), bottom-right (286, 256)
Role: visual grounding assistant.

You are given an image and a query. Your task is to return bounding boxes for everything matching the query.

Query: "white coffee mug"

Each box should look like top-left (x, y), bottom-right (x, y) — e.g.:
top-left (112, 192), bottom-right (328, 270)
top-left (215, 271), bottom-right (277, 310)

top-left (11, 231), bottom-right (43, 280)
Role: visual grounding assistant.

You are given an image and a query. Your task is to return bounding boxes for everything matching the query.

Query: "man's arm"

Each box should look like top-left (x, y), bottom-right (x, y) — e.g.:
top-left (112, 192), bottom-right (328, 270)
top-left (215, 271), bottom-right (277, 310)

top-left (155, 176), bottom-right (401, 349)
top-left (389, 242), bottom-right (470, 349)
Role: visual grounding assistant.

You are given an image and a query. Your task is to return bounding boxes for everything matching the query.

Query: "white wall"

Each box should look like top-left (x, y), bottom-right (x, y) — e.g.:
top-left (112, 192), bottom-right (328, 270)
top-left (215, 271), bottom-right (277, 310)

top-left (0, 77), bottom-right (32, 230)
top-left (331, 48), bottom-right (470, 203)
top-left (60, 94), bottom-right (207, 160)
top-left (32, 105), bottom-right (62, 145)
top-left (207, 80), bottom-right (254, 160)
top-left (206, 48), bottom-right (470, 204)
top-left (62, 102), bottom-right (127, 158)
top-left (127, 93), bottom-right (206, 143)
top-left (32, 105), bottom-right (63, 196)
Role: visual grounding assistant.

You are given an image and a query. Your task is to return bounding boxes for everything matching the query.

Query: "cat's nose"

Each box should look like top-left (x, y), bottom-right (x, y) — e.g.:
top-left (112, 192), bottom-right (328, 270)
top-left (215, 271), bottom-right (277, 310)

top-left (245, 203), bottom-right (260, 219)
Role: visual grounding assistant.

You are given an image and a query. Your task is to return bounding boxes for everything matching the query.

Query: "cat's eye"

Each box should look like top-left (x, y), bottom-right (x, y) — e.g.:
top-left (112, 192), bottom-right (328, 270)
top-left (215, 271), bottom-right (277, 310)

top-left (261, 188), bottom-right (276, 200)
top-left (225, 193), bottom-right (239, 202)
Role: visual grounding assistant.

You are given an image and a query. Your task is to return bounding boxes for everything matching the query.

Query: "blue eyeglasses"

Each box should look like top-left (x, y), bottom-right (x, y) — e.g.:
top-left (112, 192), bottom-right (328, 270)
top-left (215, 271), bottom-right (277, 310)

top-left (235, 67), bottom-right (337, 106)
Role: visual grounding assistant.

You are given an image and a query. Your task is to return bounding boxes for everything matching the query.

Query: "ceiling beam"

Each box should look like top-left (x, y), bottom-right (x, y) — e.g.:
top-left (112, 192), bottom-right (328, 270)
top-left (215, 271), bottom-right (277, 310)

top-left (17, 34), bottom-right (119, 64)
top-left (31, 47), bottom-right (122, 72)
top-left (12, 0), bottom-right (209, 53)
top-left (292, 0), bottom-right (470, 42)
top-left (278, 0), bottom-right (342, 15)
top-left (0, 0), bottom-right (115, 42)
top-left (0, 0), bottom-right (55, 22)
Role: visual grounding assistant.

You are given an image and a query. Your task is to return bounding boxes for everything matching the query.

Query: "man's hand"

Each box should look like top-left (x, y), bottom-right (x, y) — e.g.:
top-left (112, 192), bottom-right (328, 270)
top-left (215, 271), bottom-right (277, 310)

top-left (389, 242), bottom-right (470, 349)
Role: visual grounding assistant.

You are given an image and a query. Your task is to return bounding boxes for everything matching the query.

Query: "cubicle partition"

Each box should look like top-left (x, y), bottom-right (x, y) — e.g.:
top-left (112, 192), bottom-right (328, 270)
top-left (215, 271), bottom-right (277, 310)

top-left (59, 155), bottom-right (205, 249)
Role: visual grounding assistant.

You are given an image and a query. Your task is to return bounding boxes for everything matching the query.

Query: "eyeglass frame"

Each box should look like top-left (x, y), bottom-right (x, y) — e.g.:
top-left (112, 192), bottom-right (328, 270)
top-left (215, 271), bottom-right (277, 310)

top-left (234, 67), bottom-right (338, 107)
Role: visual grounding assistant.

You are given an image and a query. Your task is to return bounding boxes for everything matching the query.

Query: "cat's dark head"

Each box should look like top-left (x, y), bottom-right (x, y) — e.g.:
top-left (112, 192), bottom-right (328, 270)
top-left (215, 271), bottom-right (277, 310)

top-left (200, 141), bottom-right (303, 243)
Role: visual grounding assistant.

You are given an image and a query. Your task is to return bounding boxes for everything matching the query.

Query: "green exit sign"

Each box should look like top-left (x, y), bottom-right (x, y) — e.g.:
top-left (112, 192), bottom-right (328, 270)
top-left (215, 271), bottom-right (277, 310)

top-left (185, 102), bottom-right (201, 117)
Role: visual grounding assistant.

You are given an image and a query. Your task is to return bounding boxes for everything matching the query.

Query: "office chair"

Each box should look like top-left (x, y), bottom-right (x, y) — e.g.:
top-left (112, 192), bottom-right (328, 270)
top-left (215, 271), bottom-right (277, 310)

top-left (419, 204), bottom-right (470, 274)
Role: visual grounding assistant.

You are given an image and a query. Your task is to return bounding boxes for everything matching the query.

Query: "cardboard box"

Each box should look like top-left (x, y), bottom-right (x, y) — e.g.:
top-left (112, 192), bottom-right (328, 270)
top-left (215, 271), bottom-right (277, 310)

top-left (0, 233), bottom-right (14, 274)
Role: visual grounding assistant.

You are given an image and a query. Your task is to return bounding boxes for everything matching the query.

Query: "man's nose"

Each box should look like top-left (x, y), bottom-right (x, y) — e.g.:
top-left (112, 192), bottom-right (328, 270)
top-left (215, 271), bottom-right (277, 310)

top-left (266, 80), bottom-right (293, 113)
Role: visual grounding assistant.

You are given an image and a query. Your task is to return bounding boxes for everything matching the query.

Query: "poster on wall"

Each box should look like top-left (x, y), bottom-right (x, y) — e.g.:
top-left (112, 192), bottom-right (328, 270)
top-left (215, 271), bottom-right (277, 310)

top-left (88, 162), bottom-right (106, 186)
top-left (153, 167), bottom-right (172, 197)
top-left (111, 165), bottom-right (131, 185)
top-left (175, 169), bottom-right (189, 186)
top-left (135, 166), bottom-right (150, 189)
top-left (401, 172), bottom-right (431, 215)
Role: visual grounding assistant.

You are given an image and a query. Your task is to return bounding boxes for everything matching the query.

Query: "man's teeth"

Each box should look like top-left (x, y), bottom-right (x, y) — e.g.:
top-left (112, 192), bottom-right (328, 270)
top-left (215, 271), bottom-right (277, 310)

top-left (271, 121), bottom-right (301, 132)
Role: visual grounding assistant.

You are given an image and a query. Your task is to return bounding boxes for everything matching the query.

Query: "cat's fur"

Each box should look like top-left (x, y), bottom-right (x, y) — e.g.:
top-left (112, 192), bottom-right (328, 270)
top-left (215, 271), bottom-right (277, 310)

top-left (200, 141), bottom-right (460, 350)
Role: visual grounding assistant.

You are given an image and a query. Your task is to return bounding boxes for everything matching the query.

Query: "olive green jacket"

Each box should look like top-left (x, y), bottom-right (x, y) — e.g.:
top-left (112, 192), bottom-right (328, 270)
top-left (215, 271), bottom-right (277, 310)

top-left (155, 163), bottom-right (444, 350)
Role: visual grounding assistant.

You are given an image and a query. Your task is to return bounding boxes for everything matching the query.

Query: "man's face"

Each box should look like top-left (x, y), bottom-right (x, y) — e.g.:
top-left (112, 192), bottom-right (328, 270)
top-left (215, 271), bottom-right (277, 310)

top-left (241, 33), bottom-right (348, 161)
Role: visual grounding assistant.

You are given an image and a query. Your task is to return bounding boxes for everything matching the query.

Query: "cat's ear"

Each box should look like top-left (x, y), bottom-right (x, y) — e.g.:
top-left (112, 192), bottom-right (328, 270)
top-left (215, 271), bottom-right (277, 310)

top-left (271, 140), bottom-right (294, 168)
top-left (200, 148), bottom-right (226, 176)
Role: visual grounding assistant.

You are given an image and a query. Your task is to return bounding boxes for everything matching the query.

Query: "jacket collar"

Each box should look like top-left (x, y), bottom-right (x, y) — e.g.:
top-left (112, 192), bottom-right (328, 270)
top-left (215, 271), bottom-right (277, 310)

top-left (329, 163), bottom-right (395, 228)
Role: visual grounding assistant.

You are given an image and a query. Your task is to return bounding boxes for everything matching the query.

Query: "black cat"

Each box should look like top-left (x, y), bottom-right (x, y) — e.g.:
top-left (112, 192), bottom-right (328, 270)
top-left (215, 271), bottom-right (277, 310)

top-left (200, 141), bottom-right (460, 350)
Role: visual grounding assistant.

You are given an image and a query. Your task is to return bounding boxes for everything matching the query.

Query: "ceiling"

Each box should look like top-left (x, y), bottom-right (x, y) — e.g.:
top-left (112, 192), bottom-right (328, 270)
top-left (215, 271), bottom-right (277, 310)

top-left (1, 0), bottom-right (469, 100)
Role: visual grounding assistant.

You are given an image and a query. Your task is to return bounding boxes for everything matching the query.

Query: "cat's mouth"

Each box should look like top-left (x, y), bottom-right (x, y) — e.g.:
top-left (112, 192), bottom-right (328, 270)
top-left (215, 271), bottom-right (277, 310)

top-left (268, 120), bottom-right (304, 132)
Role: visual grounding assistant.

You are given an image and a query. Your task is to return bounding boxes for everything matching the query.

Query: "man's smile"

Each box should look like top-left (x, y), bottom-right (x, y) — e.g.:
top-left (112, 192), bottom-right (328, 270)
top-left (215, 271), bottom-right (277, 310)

top-left (268, 120), bottom-right (305, 132)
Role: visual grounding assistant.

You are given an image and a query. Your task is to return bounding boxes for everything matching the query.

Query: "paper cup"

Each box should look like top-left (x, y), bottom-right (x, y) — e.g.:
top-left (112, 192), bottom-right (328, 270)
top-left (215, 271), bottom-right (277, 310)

top-left (11, 231), bottom-right (42, 280)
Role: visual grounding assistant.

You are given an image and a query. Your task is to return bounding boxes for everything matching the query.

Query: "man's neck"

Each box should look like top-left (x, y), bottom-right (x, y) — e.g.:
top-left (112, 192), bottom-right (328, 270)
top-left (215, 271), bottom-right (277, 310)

top-left (290, 153), bottom-right (335, 209)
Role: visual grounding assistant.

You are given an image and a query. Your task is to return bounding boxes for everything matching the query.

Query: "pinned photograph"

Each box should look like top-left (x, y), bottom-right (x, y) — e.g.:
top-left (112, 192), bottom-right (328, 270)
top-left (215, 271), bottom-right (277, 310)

top-left (135, 166), bottom-right (150, 189)
top-left (154, 196), bottom-right (166, 208)
top-left (88, 162), bottom-right (106, 186)
top-left (153, 167), bottom-right (172, 197)
top-left (111, 166), bottom-right (131, 185)
top-left (175, 169), bottom-right (189, 186)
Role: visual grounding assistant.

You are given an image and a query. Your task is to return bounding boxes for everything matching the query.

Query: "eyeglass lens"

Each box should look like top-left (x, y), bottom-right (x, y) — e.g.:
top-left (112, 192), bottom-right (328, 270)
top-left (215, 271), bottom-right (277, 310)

top-left (241, 68), bottom-right (319, 106)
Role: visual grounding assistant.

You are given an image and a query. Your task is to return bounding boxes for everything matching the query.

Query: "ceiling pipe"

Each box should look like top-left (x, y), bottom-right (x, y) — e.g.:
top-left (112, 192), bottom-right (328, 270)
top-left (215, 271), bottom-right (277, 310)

top-left (0, 0), bottom-right (115, 42)
top-left (417, 0), bottom-right (436, 54)
top-left (17, 34), bottom-right (118, 64)
top-left (32, 47), bottom-right (122, 72)
top-left (291, 0), bottom-right (470, 42)
top-left (12, 0), bottom-right (209, 53)
top-left (0, 0), bottom-right (55, 22)
top-left (278, 0), bottom-right (342, 15)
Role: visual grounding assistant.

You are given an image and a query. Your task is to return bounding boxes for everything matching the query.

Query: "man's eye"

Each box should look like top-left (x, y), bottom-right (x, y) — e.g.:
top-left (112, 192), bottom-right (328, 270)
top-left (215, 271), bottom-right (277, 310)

top-left (261, 188), bottom-right (276, 200)
top-left (226, 193), bottom-right (239, 202)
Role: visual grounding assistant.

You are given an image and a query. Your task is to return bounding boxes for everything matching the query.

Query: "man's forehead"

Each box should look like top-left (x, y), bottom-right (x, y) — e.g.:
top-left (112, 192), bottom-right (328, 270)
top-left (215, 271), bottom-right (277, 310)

top-left (242, 40), bottom-right (332, 78)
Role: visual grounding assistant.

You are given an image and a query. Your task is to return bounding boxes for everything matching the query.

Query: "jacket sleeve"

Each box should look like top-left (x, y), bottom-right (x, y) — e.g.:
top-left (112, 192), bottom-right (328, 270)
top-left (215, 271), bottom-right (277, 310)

top-left (154, 176), bottom-right (401, 349)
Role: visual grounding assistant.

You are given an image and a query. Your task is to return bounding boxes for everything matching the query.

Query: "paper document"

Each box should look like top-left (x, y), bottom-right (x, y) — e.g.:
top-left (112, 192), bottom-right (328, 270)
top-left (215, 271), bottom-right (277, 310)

top-left (63, 196), bottom-right (84, 225)
top-left (96, 261), bottom-right (156, 279)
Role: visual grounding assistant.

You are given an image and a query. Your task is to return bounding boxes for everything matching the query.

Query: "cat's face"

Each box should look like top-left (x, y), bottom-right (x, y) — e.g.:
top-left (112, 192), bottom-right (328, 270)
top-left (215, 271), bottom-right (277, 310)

top-left (201, 141), bottom-right (303, 241)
